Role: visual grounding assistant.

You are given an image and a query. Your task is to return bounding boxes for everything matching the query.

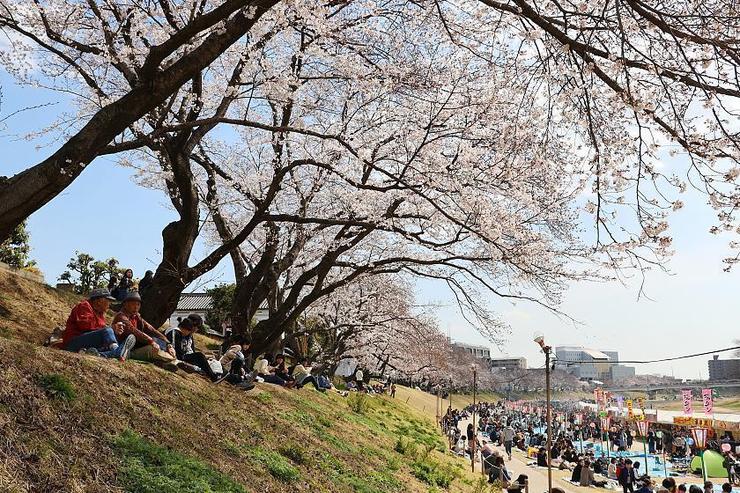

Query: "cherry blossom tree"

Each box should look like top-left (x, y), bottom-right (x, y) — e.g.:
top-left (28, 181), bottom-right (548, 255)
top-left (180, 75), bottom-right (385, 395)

top-left (0, 0), bottom-right (281, 241)
top-left (192, 2), bottom-right (599, 356)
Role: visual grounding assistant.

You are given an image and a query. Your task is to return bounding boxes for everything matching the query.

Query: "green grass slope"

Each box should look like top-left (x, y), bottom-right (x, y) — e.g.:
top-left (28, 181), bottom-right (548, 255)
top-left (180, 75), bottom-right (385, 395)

top-left (0, 270), bottom-right (490, 493)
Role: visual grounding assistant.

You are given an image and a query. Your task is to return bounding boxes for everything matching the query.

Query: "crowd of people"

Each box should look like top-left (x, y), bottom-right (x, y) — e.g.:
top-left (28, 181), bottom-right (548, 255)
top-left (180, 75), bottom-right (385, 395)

top-left (440, 401), bottom-right (739, 493)
top-left (54, 281), bottom-right (392, 397)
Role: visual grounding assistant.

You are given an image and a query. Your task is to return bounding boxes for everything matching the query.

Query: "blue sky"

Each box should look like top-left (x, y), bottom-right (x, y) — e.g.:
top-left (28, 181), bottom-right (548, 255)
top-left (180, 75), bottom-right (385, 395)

top-left (2, 71), bottom-right (738, 381)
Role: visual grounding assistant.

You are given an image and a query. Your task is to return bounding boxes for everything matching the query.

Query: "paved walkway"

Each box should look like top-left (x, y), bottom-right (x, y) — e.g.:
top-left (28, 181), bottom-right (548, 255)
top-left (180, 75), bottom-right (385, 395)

top-left (456, 415), bottom-right (578, 493)
top-left (455, 416), bottom-right (730, 493)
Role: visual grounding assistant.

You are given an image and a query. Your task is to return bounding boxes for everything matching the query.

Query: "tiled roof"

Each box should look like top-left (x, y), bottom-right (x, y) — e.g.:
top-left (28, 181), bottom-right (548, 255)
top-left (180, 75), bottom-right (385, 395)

top-left (175, 293), bottom-right (213, 311)
top-left (174, 293), bottom-right (269, 312)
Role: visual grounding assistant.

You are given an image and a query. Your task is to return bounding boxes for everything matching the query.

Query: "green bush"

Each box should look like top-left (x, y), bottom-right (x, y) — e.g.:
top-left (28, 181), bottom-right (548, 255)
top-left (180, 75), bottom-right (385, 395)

top-left (35, 373), bottom-right (75, 401)
top-left (472, 476), bottom-right (503, 493)
top-left (347, 392), bottom-right (370, 414)
top-left (394, 436), bottom-right (418, 457)
top-left (113, 430), bottom-right (246, 493)
top-left (411, 457), bottom-right (458, 488)
top-left (252, 447), bottom-right (301, 482)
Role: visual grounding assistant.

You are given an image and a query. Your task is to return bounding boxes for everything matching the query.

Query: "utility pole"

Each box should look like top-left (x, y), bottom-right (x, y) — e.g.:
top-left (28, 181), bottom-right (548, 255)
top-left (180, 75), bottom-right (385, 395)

top-left (471, 364), bottom-right (478, 473)
top-left (535, 335), bottom-right (553, 493)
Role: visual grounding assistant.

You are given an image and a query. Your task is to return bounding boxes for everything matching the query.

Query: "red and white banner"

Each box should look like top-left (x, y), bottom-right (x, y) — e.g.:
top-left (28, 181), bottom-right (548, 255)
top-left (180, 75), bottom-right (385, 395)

top-left (636, 420), bottom-right (649, 437)
top-left (701, 388), bottom-right (714, 416)
top-left (600, 416), bottom-right (611, 430)
top-left (681, 389), bottom-right (693, 415)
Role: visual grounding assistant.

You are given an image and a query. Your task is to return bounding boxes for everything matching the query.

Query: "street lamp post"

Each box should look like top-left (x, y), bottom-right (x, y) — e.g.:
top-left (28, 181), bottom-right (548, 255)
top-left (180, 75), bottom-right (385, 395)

top-left (534, 335), bottom-right (553, 493)
top-left (471, 363), bottom-right (478, 473)
top-left (691, 427), bottom-right (709, 483)
top-left (436, 385), bottom-right (441, 429)
top-left (449, 375), bottom-right (453, 412)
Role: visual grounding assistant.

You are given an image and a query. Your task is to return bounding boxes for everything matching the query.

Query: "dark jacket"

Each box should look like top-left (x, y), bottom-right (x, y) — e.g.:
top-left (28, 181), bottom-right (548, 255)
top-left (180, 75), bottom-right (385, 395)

top-left (164, 327), bottom-right (196, 360)
top-left (618, 467), bottom-right (635, 486)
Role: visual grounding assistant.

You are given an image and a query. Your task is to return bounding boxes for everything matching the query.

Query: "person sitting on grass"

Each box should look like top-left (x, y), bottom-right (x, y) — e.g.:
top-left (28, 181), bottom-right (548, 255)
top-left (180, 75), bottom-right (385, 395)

top-left (219, 336), bottom-right (255, 390)
top-left (273, 354), bottom-right (295, 385)
top-left (164, 317), bottom-right (221, 382)
top-left (253, 354), bottom-right (290, 386)
top-left (62, 288), bottom-right (136, 361)
top-left (292, 357), bottom-right (324, 391)
top-left (112, 291), bottom-right (176, 365)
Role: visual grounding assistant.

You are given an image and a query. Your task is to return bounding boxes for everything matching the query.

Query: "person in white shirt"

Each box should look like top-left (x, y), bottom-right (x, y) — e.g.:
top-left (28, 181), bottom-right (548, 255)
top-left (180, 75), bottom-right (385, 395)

top-left (354, 368), bottom-right (365, 391)
top-left (253, 354), bottom-right (288, 386)
top-left (608, 457), bottom-right (618, 479)
top-left (503, 425), bottom-right (516, 460)
top-left (292, 357), bottom-right (323, 391)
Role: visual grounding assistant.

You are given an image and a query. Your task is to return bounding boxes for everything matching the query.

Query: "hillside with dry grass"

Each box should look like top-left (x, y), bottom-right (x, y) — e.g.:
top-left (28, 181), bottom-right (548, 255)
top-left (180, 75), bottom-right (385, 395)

top-left (0, 269), bottom-right (493, 493)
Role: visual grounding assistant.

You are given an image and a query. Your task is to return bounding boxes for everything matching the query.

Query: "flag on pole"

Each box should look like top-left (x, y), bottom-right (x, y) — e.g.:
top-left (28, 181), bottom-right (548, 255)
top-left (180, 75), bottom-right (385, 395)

top-left (701, 388), bottom-right (713, 416)
top-left (627, 399), bottom-right (634, 419)
top-left (681, 389), bottom-right (693, 415)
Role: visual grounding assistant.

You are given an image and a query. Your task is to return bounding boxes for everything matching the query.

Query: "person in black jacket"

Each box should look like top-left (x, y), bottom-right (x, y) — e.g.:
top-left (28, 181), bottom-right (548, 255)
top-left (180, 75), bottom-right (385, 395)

top-left (537, 448), bottom-right (548, 467)
top-left (165, 317), bottom-right (221, 382)
top-left (138, 270), bottom-right (154, 297)
top-left (571, 458), bottom-right (583, 483)
top-left (618, 459), bottom-right (636, 493)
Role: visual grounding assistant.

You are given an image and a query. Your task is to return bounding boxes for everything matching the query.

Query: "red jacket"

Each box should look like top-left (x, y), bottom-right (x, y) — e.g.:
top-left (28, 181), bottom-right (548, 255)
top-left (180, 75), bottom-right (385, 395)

top-left (63, 300), bottom-right (108, 348)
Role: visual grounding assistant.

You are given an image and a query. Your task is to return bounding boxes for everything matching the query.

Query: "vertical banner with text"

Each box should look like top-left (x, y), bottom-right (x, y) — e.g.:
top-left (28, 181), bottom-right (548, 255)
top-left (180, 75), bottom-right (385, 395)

top-left (701, 388), bottom-right (714, 416)
top-left (681, 389), bottom-right (693, 415)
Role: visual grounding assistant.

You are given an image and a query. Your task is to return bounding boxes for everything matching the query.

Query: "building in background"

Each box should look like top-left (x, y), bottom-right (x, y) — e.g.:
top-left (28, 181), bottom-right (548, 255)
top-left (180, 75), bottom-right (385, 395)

top-left (450, 341), bottom-right (528, 370)
top-left (451, 342), bottom-right (491, 361)
top-left (168, 293), bottom-right (268, 337)
top-left (555, 346), bottom-right (635, 382)
top-left (708, 355), bottom-right (740, 381)
top-left (488, 357), bottom-right (527, 369)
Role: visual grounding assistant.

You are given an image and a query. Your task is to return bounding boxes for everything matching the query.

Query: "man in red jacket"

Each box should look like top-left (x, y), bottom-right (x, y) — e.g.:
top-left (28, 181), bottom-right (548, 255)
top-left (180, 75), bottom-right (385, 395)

top-left (63, 288), bottom-right (135, 360)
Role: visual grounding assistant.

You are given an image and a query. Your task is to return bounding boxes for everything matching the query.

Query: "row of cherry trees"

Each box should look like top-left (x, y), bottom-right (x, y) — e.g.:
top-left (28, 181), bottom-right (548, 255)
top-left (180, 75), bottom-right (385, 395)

top-left (1, 0), bottom-right (739, 363)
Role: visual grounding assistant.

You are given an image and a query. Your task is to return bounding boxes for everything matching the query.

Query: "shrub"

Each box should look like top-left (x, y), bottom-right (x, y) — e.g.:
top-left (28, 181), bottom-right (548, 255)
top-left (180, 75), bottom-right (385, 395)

top-left (347, 392), bottom-right (370, 414)
top-left (411, 457), bottom-right (458, 488)
top-left (252, 447), bottom-right (301, 482)
top-left (472, 476), bottom-right (503, 493)
top-left (113, 430), bottom-right (246, 493)
top-left (35, 373), bottom-right (75, 401)
top-left (394, 436), bottom-right (418, 457)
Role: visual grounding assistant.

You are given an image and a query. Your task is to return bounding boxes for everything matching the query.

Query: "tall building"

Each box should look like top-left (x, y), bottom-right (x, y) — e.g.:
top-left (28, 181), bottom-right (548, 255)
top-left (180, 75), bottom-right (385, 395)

top-left (708, 355), bottom-right (740, 381)
top-left (555, 346), bottom-right (635, 382)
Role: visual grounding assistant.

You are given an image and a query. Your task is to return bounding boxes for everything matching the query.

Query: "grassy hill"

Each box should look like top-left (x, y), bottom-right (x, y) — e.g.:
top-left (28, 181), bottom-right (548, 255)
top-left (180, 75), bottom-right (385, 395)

top-left (0, 269), bottom-right (493, 493)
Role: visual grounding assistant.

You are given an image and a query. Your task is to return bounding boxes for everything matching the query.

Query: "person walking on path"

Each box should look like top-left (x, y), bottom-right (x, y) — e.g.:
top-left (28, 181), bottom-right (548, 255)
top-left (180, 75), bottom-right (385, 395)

top-left (503, 423), bottom-right (515, 461)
